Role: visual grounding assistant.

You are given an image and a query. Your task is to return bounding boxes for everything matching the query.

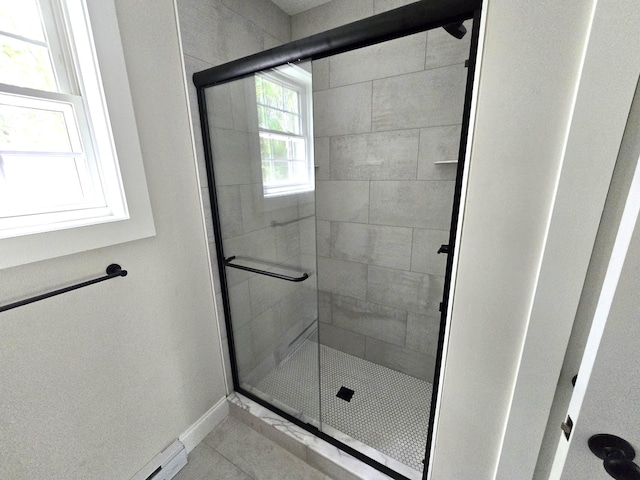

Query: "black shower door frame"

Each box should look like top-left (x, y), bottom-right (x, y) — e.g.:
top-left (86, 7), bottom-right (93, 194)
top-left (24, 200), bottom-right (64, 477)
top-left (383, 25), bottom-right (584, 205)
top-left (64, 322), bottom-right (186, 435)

top-left (194, 1), bottom-right (482, 479)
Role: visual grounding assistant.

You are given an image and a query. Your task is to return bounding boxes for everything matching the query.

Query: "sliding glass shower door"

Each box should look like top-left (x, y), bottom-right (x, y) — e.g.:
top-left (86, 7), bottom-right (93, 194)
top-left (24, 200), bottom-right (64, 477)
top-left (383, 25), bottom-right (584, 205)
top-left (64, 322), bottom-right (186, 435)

top-left (203, 61), bottom-right (321, 426)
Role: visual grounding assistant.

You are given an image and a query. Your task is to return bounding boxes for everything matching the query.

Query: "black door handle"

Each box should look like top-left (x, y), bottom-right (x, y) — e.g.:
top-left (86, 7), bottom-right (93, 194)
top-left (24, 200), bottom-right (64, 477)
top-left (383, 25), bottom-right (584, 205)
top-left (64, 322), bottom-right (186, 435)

top-left (589, 434), bottom-right (640, 479)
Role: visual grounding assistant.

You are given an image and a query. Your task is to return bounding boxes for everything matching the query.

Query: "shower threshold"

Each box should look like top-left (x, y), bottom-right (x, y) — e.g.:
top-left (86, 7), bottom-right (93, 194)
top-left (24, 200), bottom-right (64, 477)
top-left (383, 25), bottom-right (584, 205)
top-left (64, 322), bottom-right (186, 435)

top-left (236, 340), bottom-right (431, 480)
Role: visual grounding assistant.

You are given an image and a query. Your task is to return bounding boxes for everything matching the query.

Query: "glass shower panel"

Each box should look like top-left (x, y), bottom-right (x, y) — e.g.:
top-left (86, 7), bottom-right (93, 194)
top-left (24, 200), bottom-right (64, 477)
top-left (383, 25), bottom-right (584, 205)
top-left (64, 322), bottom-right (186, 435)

top-left (203, 61), bottom-right (321, 427)
top-left (311, 23), bottom-right (473, 476)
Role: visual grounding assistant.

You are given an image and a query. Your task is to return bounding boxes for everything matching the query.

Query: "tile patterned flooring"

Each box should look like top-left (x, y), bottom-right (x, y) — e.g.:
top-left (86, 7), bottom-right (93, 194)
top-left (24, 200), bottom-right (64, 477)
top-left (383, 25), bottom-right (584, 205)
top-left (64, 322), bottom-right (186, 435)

top-left (174, 415), bottom-right (333, 480)
top-left (255, 341), bottom-right (432, 473)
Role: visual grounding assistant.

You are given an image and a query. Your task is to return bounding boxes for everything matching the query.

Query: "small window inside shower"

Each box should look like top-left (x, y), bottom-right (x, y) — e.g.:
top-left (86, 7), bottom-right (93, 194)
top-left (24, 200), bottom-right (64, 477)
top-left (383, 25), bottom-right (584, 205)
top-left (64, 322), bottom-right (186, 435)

top-left (255, 65), bottom-right (313, 197)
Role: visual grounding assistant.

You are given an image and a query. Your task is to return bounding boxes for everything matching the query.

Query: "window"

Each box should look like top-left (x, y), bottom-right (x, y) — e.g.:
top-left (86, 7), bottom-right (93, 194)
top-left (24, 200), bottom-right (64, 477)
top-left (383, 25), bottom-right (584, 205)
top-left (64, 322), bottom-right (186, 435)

top-left (0, 0), bottom-right (154, 270)
top-left (0, 0), bottom-right (127, 238)
top-left (255, 66), bottom-right (313, 197)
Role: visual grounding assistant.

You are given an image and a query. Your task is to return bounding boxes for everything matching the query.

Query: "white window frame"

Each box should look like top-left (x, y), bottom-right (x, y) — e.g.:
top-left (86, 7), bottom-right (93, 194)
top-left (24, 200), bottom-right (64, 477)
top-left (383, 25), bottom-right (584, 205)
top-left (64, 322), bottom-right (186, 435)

top-left (256, 66), bottom-right (314, 198)
top-left (0, 0), bottom-right (155, 269)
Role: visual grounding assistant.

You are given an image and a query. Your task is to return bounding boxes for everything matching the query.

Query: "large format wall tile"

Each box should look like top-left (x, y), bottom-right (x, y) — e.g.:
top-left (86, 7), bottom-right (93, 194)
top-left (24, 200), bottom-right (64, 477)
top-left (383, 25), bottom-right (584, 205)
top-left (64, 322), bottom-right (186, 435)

top-left (217, 185), bottom-right (244, 239)
top-left (369, 180), bottom-right (454, 230)
top-left (373, 0), bottom-right (420, 14)
top-left (210, 128), bottom-right (254, 186)
top-left (319, 323), bottom-right (366, 358)
top-left (224, 227), bottom-right (277, 264)
top-left (411, 228), bottom-right (449, 276)
top-left (331, 222), bottom-right (413, 270)
top-left (313, 83), bottom-right (373, 137)
top-left (313, 136), bottom-right (330, 181)
top-left (332, 294), bottom-right (408, 346)
top-left (316, 181), bottom-right (370, 222)
top-left (417, 125), bottom-right (462, 181)
top-left (367, 265), bottom-right (443, 316)
top-left (330, 130), bottom-right (419, 180)
top-left (329, 33), bottom-right (426, 88)
top-left (371, 65), bottom-right (466, 131)
top-left (425, 20), bottom-right (472, 70)
top-left (249, 272), bottom-right (297, 318)
top-left (221, 0), bottom-right (291, 44)
top-left (317, 257), bottom-right (368, 300)
top-left (312, 58), bottom-right (330, 91)
top-left (315, 220), bottom-right (331, 257)
top-left (405, 312), bottom-right (440, 357)
top-left (365, 337), bottom-right (435, 381)
top-left (240, 184), bottom-right (299, 233)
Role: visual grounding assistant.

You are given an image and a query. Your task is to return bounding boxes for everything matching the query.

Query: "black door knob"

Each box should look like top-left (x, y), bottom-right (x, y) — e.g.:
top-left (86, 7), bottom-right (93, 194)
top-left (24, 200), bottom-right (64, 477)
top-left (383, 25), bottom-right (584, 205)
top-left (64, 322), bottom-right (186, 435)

top-left (589, 434), bottom-right (640, 480)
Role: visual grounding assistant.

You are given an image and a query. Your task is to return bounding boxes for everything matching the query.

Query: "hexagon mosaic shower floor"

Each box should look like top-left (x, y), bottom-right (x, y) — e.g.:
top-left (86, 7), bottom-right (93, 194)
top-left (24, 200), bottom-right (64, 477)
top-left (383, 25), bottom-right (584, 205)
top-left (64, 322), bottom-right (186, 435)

top-left (255, 341), bottom-right (433, 472)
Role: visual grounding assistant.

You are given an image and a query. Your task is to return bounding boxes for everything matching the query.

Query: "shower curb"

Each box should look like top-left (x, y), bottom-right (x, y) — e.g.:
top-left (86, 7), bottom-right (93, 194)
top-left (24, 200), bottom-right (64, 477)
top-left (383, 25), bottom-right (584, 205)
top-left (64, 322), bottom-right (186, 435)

top-left (228, 392), bottom-right (420, 480)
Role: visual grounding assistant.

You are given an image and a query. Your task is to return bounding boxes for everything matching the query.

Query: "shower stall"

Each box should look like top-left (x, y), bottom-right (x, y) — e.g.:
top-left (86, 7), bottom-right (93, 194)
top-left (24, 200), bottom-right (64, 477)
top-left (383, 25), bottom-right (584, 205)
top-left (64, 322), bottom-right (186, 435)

top-left (193, 2), bottom-right (480, 479)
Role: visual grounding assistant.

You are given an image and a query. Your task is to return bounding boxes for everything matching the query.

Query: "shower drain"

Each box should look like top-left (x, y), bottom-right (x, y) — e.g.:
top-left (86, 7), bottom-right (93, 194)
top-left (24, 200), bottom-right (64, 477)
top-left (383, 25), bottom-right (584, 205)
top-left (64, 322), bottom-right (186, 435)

top-left (336, 386), bottom-right (355, 402)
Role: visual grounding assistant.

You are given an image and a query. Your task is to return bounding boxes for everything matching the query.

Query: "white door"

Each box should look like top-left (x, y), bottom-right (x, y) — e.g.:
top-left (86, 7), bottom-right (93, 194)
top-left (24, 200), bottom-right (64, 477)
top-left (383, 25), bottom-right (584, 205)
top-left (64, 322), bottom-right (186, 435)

top-left (549, 77), bottom-right (640, 479)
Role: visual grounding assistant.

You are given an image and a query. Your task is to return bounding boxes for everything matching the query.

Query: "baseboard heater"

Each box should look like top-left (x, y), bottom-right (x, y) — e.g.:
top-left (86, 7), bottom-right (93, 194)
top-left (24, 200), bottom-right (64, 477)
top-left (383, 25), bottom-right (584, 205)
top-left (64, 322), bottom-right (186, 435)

top-left (132, 440), bottom-right (187, 480)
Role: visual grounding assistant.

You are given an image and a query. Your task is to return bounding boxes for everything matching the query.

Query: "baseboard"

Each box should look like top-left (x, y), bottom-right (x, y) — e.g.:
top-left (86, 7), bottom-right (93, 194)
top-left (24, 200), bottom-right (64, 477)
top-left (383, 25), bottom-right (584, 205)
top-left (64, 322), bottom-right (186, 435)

top-left (179, 396), bottom-right (229, 453)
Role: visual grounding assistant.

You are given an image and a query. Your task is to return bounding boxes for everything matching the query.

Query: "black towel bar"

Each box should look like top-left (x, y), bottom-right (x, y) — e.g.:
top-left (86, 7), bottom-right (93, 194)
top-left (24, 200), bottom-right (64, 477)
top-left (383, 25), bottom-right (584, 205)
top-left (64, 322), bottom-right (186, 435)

top-left (0, 264), bottom-right (128, 313)
top-left (224, 256), bottom-right (308, 283)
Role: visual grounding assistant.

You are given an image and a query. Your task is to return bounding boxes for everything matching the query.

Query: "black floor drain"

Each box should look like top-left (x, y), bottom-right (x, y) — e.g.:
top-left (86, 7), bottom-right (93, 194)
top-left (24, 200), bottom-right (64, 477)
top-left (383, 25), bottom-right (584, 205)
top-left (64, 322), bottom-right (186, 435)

top-left (336, 386), bottom-right (354, 402)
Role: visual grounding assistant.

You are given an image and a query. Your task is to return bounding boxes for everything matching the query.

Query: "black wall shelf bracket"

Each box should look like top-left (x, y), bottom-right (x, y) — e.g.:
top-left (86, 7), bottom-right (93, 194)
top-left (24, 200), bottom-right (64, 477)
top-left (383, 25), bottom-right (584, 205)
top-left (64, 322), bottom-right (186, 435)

top-left (0, 264), bottom-right (128, 313)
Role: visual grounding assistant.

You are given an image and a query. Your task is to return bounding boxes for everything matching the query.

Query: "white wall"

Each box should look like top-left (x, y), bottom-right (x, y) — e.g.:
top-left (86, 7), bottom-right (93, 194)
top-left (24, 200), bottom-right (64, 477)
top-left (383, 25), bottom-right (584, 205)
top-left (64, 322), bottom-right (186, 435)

top-left (0, 2), bottom-right (226, 479)
top-left (431, 1), bottom-right (597, 478)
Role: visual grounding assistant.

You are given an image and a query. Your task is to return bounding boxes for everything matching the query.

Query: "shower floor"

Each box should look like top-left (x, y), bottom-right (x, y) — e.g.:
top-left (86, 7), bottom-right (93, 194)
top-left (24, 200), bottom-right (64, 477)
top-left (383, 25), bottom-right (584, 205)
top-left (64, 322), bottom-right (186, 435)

top-left (254, 340), bottom-right (432, 473)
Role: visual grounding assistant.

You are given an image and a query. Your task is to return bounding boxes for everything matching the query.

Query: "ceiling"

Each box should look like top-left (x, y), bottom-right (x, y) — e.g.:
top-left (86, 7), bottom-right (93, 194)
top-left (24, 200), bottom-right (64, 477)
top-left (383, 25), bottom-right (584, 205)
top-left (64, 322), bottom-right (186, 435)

top-left (270, 0), bottom-right (333, 16)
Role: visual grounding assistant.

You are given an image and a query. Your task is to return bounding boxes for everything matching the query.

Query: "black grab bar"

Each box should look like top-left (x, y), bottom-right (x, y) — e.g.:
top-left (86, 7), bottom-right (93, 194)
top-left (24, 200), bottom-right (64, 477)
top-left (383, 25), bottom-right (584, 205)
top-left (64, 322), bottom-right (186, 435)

top-left (0, 264), bottom-right (128, 313)
top-left (224, 256), bottom-right (308, 283)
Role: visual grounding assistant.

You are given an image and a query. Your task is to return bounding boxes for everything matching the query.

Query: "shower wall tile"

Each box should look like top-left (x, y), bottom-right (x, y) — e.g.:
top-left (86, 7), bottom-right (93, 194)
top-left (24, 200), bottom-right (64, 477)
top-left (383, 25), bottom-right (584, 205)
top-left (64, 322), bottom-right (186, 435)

top-left (425, 19), bottom-right (473, 70)
top-left (251, 304), bottom-right (283, 358)
top-left (317, 257), bottom-right (368, 300)
top-left (329, 33), bottom-right (426, 88)
top-left (410, 228), bottom-right (449, 276)
top-left (249, 273), bottom-right (297, 318)
top-left (178, 0), bottom-right (263, 66)
top-left (367, 265), bottom-right (443, 316)
top-left (331, 294), bottom-right (408, 346)
top-left (233, 322), bottom-right (254, 378)
top-left (318, 290), bottom-right (332, 325)
top-left (275, 222), bottom-right (301, 263)
top-left (369, 180), bottom-right (454, 230)
top-left (312, 59), bottom-right (330, 92)
top-left (373, 0), bottom-right (420, 14)
top-left (240, 184), bottom-right (299, 233)
top-left (316, 181), bottom-right (369, 223)
top-left (221, 0), bottom-right (291, 44)
top-left (313, 83), bottom-right (373, 137)
top-left (228, 280), bottom-right (252, 328)
top-left (291, 0), bottom-right (374, 40)
top-left (316, 220), bottom-right (331, 257)
top-left (319, 323), bottom-right (366, 358)
top-left (331, 222), bottom-right (413, 270)
top-left (313, 136), bottom-right (330, 181)
top-left (229, 78), bottom-right (260, 133)
top-left (299, 217), bottom-right (317, 255)
top-left (365, 337), bottom-right (435, 381)
top-left (209, 128), bottom-right (254, 185)
top-left (279, 289), bottom-right (306, 332)
top-left (225, 227), bottom-right (277, 264)
top-left (371, 65), bottom-right (467, 131)
top-left (217, 185), bottom-right (244, 238)
top-left (330, 130), bottom-right (419, 180)
top-left (405, 312), bottom-right (440, 357)
top-left (203, 81), bottom-right (234, 130)
top-left (417, 125), bottom-right (462, 181)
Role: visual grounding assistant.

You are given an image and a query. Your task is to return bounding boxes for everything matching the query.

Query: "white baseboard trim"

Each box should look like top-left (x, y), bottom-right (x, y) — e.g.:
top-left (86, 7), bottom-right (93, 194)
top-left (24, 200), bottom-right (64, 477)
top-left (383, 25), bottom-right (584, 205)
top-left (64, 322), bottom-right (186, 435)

top-left (179, 396), bottom-right (229, 453)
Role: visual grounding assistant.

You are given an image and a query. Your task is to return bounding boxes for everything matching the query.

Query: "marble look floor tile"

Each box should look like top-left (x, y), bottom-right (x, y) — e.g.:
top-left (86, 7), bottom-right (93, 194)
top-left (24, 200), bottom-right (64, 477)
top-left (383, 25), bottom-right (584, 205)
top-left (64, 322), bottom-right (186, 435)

top-left (215, 421), bottom-right (328, 480)
top-left (173, 443), bottom-right (251, 480)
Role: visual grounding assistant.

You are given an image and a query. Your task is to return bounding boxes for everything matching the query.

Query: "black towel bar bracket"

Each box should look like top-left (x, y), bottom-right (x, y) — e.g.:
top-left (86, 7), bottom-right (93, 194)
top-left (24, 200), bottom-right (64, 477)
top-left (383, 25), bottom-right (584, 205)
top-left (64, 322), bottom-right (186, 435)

top-left (0, 264), bottom-right (128, 313)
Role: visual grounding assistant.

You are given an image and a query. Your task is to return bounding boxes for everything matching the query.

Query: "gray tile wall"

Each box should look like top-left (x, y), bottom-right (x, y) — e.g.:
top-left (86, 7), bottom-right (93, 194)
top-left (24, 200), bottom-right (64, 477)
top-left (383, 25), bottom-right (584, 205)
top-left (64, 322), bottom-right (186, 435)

top-left (177, 1), bottom-right (318, 383)
top-left (298, 4), bottom-right (472, 382)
